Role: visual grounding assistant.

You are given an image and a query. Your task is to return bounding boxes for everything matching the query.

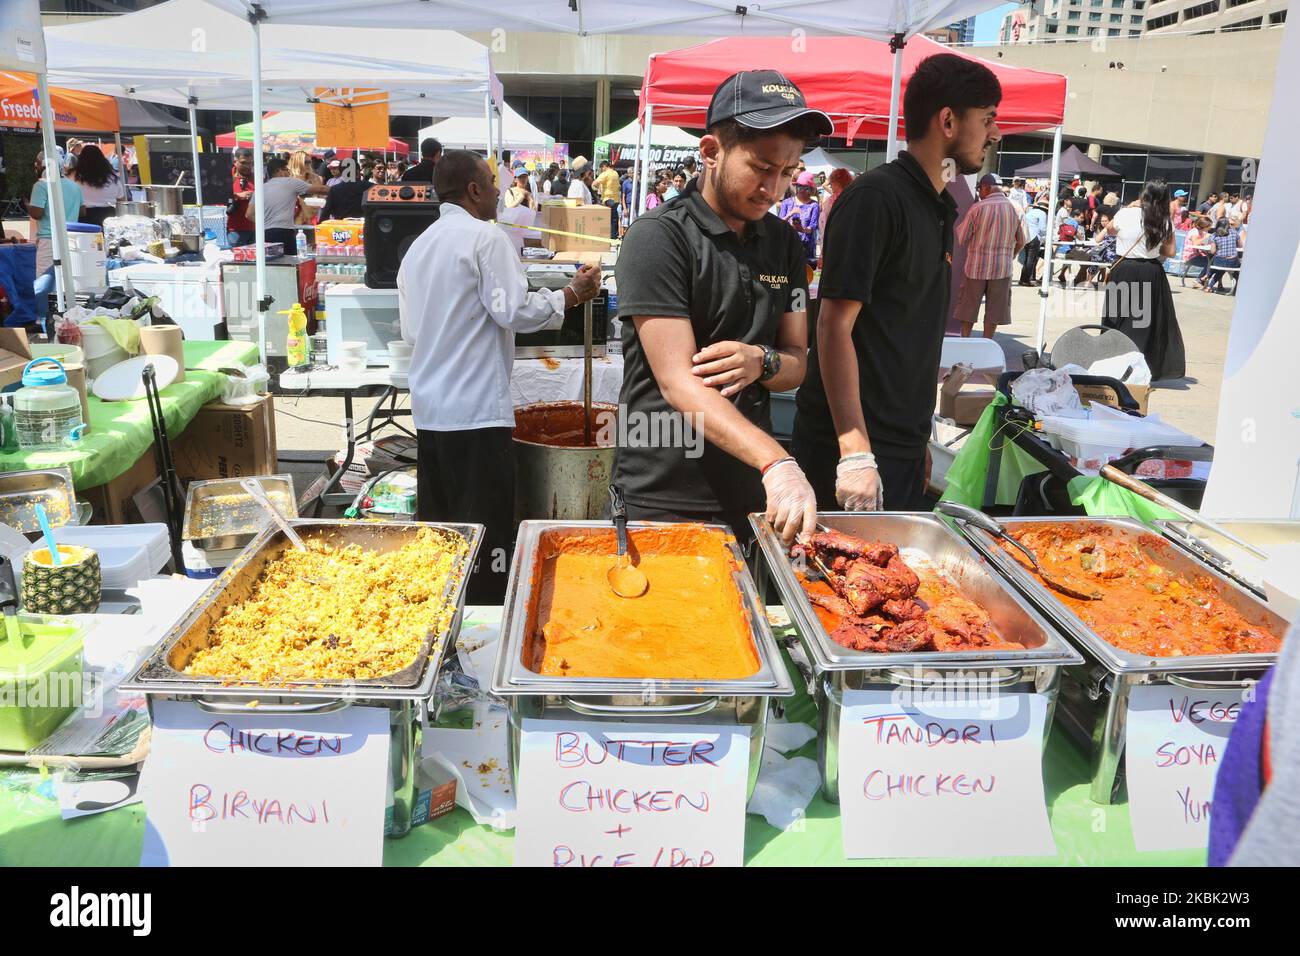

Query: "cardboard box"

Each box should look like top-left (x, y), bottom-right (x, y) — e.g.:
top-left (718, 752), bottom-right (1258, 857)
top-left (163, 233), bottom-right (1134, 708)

top-left (0, 328), bottom-right (33, 390)
top-left (315, 218), bottom-right (365, 247)
top-left (937, 364), bottom-right (998, 426)
top-left (540, 204), bottom-right (616, 253)
top-left (171, 395), bottom-right (278, 483)
top-left (80, 444), bottom-right (161, 525)
top-left (1074, 382), bottom-right (1151, 416)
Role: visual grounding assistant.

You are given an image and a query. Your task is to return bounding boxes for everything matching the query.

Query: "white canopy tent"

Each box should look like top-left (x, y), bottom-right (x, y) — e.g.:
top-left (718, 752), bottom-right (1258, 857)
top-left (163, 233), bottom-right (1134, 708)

top-left (2, 0), bottom-right (74, 312)
top-left (204, 0), bottom-right (1006, 172)
top-left (595, 118), bottom-right (699, 166)
top-left (800, 146), bottom-right (856, 177)
top-left (418, 103), bottom-right (552, 152)
top-left (41, 0), bottom-right (506, 360)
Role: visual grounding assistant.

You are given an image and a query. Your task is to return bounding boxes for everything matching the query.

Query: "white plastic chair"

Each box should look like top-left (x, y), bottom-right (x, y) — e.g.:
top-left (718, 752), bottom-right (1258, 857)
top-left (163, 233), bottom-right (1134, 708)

top-left (938, 335), bottom-right (1006, 377)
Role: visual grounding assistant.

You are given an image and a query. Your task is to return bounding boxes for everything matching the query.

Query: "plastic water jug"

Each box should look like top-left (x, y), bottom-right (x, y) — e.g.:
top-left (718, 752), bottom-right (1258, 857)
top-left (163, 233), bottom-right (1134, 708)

top-left (13, 359), bottom-right (84, 450)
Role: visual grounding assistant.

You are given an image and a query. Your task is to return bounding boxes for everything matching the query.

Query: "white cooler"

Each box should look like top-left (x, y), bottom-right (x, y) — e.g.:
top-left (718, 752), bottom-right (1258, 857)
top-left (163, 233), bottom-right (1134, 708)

top-left (111, 262), bottom-right (226, 340)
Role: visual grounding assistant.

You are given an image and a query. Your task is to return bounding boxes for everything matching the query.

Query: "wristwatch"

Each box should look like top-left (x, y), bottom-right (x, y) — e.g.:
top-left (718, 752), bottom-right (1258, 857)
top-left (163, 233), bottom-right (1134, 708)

top-left (759, 345), bottom-right (781, 383)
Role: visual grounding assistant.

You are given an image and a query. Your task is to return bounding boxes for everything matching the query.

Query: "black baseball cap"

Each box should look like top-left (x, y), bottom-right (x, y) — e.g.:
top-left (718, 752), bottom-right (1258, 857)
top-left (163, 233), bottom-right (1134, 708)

top-left (707, 70), bottom-right (833, 136)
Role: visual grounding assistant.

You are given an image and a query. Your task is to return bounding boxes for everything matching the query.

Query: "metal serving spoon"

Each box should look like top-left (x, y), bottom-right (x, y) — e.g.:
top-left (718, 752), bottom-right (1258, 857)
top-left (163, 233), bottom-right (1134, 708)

top-left (606, 485), bottom-right (648, 599)
top-left (936, 501), bottom-right (1102, 601)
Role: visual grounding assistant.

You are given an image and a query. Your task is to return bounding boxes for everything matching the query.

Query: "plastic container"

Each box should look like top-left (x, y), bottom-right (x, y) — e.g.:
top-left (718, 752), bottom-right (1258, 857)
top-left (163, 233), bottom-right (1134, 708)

top-left (281, 303), bottom-right (310, 368)
top-left (0, 615), bottom-right (85, 752)
top-left (30, 342), bottom-right (86, 369)
top-left (13, 359), bottom-right (84, 450)
top-left (79, 323), bottom-right (131, 380)
top-left (49, 523), bottom-right (169, 589)
top-left (1039, 417), bottom-right (1135, 473)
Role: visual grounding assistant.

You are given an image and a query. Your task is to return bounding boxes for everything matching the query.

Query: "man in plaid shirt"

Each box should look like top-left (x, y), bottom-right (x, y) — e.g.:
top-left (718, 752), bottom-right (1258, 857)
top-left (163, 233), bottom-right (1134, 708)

top-left (953, 173), bottom-right (1025, 338)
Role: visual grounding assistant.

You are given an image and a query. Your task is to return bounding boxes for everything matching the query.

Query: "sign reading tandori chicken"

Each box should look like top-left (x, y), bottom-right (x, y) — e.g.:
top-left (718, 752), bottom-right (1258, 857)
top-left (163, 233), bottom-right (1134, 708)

top-left (838, 689), bottom-right (1057, 859)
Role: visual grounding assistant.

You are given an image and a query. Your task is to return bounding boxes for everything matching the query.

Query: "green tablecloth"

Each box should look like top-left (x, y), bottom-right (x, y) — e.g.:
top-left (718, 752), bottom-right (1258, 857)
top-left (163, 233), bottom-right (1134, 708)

top-left (0, 606), bottom-right (1205, 867)
top-left (0, 340), bottom-right (260, 490)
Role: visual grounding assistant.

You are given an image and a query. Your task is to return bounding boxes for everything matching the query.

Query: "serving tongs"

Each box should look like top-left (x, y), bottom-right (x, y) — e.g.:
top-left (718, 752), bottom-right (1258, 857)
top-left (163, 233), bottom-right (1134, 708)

top-left (936, 501), bottom-right (1102, 601)
top-left (606, 485), bottom-right (648, 598)
top-left (241, 478), bottom-right (308, 552)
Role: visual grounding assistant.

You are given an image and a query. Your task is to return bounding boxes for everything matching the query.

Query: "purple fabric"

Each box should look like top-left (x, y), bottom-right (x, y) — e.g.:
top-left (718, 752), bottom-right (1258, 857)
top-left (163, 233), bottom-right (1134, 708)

top-left (1208, 666), bottom-right (1274, 867)
top-left (778, 196), bottom-right (819, 263)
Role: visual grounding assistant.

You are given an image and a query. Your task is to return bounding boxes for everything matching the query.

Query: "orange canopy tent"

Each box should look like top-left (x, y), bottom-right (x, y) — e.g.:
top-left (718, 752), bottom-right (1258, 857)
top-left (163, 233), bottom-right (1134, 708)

top-left (0, 70), bottom-right (119, 132)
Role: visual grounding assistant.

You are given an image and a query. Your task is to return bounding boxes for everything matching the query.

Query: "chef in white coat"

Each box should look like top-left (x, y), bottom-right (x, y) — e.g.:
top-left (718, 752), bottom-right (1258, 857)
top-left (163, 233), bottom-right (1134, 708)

top-left (398, 150), bottom-right (601, 602)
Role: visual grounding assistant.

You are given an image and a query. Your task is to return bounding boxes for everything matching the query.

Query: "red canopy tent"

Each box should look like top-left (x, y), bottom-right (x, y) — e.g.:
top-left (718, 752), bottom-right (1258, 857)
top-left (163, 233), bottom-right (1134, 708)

top-left (639, 34), bottom-right (1066, 144)
top-left (635, 34), bottom-right (1069, 349)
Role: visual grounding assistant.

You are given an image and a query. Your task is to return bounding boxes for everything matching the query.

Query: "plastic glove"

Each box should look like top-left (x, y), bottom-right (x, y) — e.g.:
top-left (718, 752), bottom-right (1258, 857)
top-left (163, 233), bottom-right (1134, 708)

top-left (762, 458), bottom-right (818, 546)
top-left (836, 453), bottom-right (883, 511)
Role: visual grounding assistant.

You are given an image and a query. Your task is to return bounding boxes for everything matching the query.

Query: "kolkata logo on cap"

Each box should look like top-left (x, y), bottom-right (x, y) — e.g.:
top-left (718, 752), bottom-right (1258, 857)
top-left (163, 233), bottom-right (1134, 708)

top-left (761, 84), bottom-right (799, 101)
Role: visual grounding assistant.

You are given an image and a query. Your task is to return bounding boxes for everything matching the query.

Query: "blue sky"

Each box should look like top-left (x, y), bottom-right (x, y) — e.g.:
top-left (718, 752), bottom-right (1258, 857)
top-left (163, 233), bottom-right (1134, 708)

top-left (974, 2), bottom-right (1020, 42)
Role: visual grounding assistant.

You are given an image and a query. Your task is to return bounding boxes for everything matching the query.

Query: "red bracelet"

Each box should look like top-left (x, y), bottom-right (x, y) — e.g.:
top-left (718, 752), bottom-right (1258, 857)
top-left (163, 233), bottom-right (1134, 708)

top-left (761, 456), bottom-right (795, 477)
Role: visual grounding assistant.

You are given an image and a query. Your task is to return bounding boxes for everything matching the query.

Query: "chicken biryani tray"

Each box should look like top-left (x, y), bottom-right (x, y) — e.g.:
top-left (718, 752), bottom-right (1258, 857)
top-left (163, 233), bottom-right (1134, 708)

top-left (124, 520), bottom-right (483, 700)
top-left (751, 512), bottom-right (1081, 673)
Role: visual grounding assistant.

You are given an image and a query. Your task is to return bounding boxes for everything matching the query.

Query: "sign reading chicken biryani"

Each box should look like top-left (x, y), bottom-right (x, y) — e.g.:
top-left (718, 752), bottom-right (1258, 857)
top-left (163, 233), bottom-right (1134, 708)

top-left (837, 689), bottom-right (1056, 859)
top-left (513, 720), bottom-right (750, 867)
top-left (138, 700), bottom-right (390, 866)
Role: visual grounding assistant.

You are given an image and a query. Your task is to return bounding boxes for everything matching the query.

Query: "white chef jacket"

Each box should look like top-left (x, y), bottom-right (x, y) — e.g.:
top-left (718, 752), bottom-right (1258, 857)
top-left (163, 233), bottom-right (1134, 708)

top-left (398, 203), bottom-right (567, 431)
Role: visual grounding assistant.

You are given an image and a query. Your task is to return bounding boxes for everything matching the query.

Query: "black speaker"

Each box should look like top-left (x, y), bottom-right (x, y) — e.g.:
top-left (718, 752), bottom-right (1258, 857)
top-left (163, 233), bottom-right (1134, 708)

top-left (362, 183), bottom-right (440, 289)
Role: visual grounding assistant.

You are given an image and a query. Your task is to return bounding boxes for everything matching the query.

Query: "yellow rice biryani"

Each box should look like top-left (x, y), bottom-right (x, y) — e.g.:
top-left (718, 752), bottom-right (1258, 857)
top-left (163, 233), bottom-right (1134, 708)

top-left (185, 528), bottom-right (467, 682)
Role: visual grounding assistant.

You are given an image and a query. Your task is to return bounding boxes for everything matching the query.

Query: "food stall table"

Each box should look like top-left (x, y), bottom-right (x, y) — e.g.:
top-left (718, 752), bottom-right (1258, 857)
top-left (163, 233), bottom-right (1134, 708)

top-left (0, 604), bottom-right (1204, 867)
top-left (0, 340), bottom-right (260, 492)
top-left (279, 355), bottom-right (624, 515)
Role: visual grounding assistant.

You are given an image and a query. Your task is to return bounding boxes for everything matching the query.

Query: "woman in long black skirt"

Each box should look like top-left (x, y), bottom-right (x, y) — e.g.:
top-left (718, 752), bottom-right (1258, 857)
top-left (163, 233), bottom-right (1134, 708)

top-left (1100, 180), bottom-right (1185, 381)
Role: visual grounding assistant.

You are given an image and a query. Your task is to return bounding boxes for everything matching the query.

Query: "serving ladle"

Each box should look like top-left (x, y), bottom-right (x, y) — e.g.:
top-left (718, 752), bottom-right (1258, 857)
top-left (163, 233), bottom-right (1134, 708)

top-left (606, 485), bottom-right (648, 599)
top-left (936, 501), bottom-right (1102, 601)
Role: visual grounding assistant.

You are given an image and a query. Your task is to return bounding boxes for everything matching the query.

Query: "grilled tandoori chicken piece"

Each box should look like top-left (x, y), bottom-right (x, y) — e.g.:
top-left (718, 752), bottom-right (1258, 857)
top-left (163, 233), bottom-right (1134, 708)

top-left (795, 530), bottom-right (1020, 653)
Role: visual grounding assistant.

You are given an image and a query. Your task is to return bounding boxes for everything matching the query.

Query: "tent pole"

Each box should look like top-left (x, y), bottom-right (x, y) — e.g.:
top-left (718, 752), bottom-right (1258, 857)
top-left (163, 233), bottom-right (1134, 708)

top-left (188, 103), bottom-right (204, 206)
top-left (1036, 123), bottom-right (1064, 357)
top-left (886, 33), bottom-right (906, 163)
top-left (35, 71), bottom-right (73, 313)
top-left (250, 12), bottom-right (268, 364)
top-left (484, 90), bottom-right (495, 179)
top-left (630, 116), bottom-right (645, 224)
top-left (113, 132), bottom-right (127, 200)
top-left (638, 104), bottom-right (654, 216)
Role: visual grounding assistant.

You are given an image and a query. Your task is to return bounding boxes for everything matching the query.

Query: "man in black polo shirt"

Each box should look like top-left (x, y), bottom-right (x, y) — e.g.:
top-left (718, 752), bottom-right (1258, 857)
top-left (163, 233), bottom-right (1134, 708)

top-left (614, 71), bottom-right (831, 545)
top-left (792, 53), bottom-right (1003, 512)
top-left (402, 138), bottom-right (442, 183)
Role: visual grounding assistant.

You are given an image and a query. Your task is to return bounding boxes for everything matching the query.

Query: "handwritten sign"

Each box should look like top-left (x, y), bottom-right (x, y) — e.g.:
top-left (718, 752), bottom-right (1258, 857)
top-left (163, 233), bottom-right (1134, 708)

top-left (1125, 684), bottom-right (1241, 852)
top-left (838, 688), bottom-right (1056, 859)
top-left (513, 719), bottom-right (751, 867)
top-left (314, 88), bottom-right (389, 150)
top-left (139, 700), bottom-right (390, 866)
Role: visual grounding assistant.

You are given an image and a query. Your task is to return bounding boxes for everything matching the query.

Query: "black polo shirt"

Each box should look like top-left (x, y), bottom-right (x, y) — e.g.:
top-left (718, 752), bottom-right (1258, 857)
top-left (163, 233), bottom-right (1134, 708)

top-left (613, 178), bottom-right (807, 513)
top-left (402, 159), bottom-right (437, 182)
top-left (795, 150), bottom-right (957, 458)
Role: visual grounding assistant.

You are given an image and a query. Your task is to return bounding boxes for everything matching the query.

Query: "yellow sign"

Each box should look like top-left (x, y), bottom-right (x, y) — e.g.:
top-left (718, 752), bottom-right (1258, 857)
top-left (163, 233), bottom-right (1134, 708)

top-left (313, 88), bottom-right (389, 149)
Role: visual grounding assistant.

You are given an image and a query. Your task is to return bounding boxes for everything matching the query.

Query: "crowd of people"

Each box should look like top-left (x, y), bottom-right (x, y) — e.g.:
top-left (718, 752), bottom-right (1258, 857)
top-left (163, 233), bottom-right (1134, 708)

top-left (947, 167), bottom-right (1252, 381)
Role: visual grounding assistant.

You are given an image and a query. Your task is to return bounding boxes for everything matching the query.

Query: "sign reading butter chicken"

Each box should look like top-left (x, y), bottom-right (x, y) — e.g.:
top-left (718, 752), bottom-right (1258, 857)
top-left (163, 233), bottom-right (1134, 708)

top-left (139, 700), bottom-right (391, 866)
top-left (514, 720), bottom-right (751, 867)
top-left (1124, 685), bottom-right (1241, 852)
top-left (838, 688), bottom-right (1056, 859)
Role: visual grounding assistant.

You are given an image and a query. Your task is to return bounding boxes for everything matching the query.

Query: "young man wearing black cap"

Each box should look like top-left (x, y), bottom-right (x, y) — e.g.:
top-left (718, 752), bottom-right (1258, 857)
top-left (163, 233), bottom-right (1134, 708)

top-left (792, 53), bottom-right (1002, 512)
top-left (614, 71), bottom-right (831, 546)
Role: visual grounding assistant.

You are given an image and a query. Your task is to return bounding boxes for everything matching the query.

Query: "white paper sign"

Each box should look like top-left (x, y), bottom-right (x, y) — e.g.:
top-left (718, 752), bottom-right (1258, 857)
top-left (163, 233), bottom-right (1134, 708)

top-left (514, 719), bottom-right (751, 867)
top-left (1125, 685), bottom-right (1240, 852)
top-left (139, 700), bottom-right (391, 866)
top-left (838, 688), bottom-right (1057, 859)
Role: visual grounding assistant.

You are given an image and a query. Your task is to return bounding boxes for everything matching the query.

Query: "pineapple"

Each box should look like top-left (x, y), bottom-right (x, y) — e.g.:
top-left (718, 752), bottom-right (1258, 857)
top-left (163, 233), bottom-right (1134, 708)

top-left (21, 546), bottom-right (101, 615)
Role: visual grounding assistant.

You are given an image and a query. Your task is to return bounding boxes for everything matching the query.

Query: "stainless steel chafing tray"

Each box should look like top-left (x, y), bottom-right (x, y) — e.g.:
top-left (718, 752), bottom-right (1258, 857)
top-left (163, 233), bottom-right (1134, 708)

top-left (122, 518), bottom-right (482, 837)
top-left (1155, 518), bottom-right (1300, 611)
top-left (752, 512), bottom-right (1082, 801)
top-left (0, 467), bottom-right (81, 533)
top-left (946, 515), bottom-right (1288, 803)
top-left (181, 474), bottom-right (298, 552)
top-left (491, 520), bottom-right (794, 799)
